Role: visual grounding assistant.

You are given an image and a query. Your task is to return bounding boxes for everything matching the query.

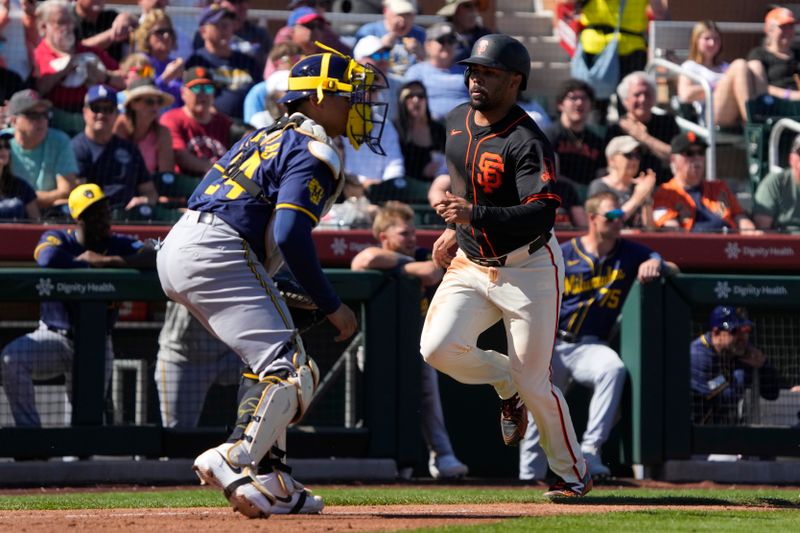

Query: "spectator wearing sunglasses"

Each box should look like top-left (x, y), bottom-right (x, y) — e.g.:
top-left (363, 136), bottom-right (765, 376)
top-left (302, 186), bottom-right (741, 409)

top-left (72, 84), bottom-right (157, 215)
top-left (2, 89), bottom-right (77, 212)
top-left (690, 306), bottom-right (798, 427)
top-left (587, 135), bottom-right (655, 228)
top-left (520, 191), bottom-right (677, 481)
top-left (354, 0), bottom-right (425, 76)
top-left (436, 0), bottom-right (492, 63)
top-left (653, 132), bottom-right (755, 232)
top-left (186, 4), bottom-right (259, 120)
top-left (403, 22), bottom-right (469, 121)
top-left (0, 132), bottom-right (40, 220)
top-left (353, 35), bottom-right (403, 121)
top-left (160, 67), bottom-right (232, 177)
top-left (114, 79), bottom-right (175, 175)
top-left (133, 8), bottom-right (185, 109)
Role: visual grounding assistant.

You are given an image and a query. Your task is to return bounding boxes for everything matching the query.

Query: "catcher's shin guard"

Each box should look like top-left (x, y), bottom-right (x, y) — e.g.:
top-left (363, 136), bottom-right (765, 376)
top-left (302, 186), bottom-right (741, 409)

top-left (225, 353), bottom-right (320, 468)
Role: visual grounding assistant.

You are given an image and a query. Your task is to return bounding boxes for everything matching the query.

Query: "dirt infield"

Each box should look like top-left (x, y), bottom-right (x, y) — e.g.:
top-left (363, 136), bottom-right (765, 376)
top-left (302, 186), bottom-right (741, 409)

top-left (0, 503), bottom-right (778, 532)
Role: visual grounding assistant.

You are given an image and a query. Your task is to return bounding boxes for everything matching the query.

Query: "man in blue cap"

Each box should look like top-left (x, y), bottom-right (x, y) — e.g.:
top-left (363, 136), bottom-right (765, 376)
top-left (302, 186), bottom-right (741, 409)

top-left (690, 305), bottom-right (795, 425)
top-left (71, 84), bottom-right (157, 216)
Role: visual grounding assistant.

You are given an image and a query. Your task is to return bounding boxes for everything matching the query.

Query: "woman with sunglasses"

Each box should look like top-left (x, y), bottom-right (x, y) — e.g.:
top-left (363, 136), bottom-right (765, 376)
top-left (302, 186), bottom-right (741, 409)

top-left (113, 78), bottom-right (175, 175)
top-left (0, 132), bottom-right (40, 220)
top-left (133, 9), bottom-right (184, 109)
top-left (393, 81), bottom-right (447, 187)
top-left (587, 135), bottom-right (655, 228)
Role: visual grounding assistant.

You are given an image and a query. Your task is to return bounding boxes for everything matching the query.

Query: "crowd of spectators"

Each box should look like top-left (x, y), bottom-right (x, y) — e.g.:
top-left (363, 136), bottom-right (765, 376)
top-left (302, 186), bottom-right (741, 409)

top-left (0, 1), bottom-right (798, 231)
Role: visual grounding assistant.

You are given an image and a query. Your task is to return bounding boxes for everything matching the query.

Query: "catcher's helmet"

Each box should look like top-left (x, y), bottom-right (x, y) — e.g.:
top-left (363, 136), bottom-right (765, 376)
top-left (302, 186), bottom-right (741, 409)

top-left (279, 51), bottom-right (388, 155)
top-left (709, 306), bottom-right (753, 331)
top-left (458, 34), bottom-right (531, 90)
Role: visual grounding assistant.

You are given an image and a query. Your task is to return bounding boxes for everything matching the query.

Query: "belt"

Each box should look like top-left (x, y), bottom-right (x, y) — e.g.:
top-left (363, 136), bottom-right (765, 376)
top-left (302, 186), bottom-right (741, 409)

top-left (467, 232), bottom-right (551, 268)
top-left (557, 330), bottom-right (604, 344)
top-left (44, 324), bottom-right (73, 340)
top-left (197, 211), bottom-right (216, 224)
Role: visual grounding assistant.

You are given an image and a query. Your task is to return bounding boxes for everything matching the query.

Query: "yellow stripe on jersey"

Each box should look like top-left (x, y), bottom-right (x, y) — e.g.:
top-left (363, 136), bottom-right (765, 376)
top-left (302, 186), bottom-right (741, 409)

top-left (241, 239), bottom-right (292, 328)
top-left (571, 238), bottom-right (595, 270)
top-left (275, 203), bottom-right (319, 224)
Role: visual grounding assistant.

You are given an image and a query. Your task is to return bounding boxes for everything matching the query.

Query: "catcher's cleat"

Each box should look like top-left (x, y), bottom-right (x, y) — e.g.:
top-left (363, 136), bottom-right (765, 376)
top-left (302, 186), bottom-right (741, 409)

top-left (500, 393), bottom-right (528, 446)
top-left (543, 461), bottom-right (593, 501)
top-left (254, 471), bottom-right (324, 514)
top-left (193, 444), bottom-right (274, 518)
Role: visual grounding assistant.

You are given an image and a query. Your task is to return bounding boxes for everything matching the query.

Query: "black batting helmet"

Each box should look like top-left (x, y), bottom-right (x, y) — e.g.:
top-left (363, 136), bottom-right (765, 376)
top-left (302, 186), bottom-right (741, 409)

top-left (458, 34), bottom-right (531, 91)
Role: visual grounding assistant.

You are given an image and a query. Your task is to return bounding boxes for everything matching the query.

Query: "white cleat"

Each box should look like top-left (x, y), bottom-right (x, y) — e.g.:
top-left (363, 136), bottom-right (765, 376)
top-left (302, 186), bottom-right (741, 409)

top-left (255, 470), bottom-right (325, 514)
top-left (192, 444), bottom-right (273, 519)
top-left (583, 451), bottom-right (611, 479)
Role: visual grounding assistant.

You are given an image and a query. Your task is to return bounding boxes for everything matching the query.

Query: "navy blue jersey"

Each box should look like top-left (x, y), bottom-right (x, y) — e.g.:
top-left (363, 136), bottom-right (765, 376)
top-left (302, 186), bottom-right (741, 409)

top-left (690, 333), bottom-right (783, 424)
top-left (559, 237), bottom-right (653, 339)
top-left (189, 124), bottom-right (339, 263)
top-left (185, 48), bottom-right (259, 119)
top-left (33, 229), bottom-right (145, 332)
top-left (71, 134), bottom-right (151, 210)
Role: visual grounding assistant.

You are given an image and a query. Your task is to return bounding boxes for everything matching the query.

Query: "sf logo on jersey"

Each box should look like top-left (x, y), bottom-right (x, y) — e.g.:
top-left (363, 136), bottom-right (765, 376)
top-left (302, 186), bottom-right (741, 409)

top-left (477, 152), bottom-right (504, 193)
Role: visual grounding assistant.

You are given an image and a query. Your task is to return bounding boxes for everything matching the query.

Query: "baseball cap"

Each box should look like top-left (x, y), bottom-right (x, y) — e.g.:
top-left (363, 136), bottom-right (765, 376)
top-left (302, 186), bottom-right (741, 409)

top-left (288, 6), bottom-right (325, 27)
top-left (353, 35), bottom-right (386, 60)
top-left (426, 22), bottom-right (457, 42)
top-left (604, 135), bottom-right (640, 159)
top-left (8, 89), bottom-right (52, 116)
top-left (384, 0), bottom-right (416, 15)
top-left (765, 7), bottom-right (796, 31)
top-left (437, 0), bottom-right (475, 17)
top-left (85, 84), bottom-right (118, 106)
top-left (183, 66), bottom-right (214, 88)
top-left (709, 306), bottom-right (753, 331)
top-left (670, 131), bottom-right (708, 154)
top-left (68, 183), bottom-right (107, 220)
top-left (199, 4), bottom-right (236, 26)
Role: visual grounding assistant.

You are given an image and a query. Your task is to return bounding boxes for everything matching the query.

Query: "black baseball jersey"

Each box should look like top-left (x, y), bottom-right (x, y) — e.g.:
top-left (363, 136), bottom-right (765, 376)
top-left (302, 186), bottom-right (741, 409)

top-left (444, 103), bottom-right (561, 259)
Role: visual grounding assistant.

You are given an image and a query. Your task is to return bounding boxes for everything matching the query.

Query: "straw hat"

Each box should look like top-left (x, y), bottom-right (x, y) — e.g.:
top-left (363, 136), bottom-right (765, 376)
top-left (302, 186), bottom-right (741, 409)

top-left (123, 78), bottom-right (174, 109)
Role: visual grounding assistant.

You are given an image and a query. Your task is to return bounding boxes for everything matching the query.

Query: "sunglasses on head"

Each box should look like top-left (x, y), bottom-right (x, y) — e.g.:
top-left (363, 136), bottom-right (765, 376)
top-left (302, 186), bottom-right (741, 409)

top-left (369, 50), bottom-right (391, 62)
top-left (601, 208), bottom-right (625, 221)
top-left (189, 84), bottom-right (215, 95)
top-left (89, 102), bottom-right (117, 114)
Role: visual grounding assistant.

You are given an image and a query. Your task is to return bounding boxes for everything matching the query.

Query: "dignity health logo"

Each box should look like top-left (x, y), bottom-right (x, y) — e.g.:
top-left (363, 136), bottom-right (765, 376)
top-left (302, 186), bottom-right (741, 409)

top-left (713, 280), bottom-right (788, 299)
top-left (724, 241), bottom-right (794, 260)
top-left (36, 278), bottom-right (54, 297)
top-left (35, 277), bottom-right (115, 296)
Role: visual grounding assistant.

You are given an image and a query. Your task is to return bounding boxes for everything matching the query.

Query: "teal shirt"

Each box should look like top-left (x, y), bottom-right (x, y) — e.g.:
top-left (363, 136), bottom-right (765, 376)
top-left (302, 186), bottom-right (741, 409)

top-left (753, 168), bottom-right (800, 231)
top-left (2, 127), bottom-right (79, 192)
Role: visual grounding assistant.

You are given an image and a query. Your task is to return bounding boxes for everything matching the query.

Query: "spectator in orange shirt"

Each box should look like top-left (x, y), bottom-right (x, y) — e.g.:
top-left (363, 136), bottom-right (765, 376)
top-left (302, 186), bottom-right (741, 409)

top-left (653, 132), bottom-right (755, 232)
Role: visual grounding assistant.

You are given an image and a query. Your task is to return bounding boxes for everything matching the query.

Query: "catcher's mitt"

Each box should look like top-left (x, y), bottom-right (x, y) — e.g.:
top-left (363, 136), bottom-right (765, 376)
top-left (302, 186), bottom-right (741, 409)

top-left (273, 270), bottom-right (325, 332)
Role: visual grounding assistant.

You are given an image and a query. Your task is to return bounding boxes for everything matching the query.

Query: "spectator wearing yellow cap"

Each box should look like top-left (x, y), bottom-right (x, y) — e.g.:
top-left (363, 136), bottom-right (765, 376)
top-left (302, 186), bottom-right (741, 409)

top-left (0, 183), bottom-right (156, 428)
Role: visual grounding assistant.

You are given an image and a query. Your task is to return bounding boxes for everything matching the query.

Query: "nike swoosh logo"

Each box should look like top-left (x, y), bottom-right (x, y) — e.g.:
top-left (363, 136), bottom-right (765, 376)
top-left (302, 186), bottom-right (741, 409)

top-left (215, 450), bottom-right (243, 474)
top-left (566, 259), bottom-right (580, 266)
top-left (450, 129), bottom-right (463, 136)
top-left (273, 493), bottom-right (293, 503)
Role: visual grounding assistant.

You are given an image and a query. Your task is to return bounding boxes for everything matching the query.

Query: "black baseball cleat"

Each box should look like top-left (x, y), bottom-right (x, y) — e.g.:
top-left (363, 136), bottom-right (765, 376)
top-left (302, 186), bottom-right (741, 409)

top-left (500, 393), bottom-right (528, 446)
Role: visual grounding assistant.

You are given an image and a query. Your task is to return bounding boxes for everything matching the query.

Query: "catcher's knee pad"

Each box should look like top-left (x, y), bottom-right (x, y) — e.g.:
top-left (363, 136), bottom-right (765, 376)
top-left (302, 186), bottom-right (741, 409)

top-left (226, 355), bottom-right (319, 467)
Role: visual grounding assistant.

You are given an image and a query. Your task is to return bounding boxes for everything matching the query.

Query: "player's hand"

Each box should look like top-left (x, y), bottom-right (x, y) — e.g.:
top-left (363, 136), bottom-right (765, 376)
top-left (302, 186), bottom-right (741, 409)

top-left (76, 250), bottom-right (113, 267)
top-left (637, 258), bottom-right (662, 283)
top-left (327, 303), bottom-right (358, 342)
top-left (740, 347), bottom-right (766, 369)
top-left (432, 228), bottom-right (457, 269)
top-left (435, 192), bottom-right (472, 224)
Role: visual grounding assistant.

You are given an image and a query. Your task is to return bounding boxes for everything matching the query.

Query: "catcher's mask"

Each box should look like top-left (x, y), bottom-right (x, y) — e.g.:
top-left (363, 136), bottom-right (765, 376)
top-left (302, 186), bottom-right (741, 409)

top-left (278, 46), bottom-right (388, 155)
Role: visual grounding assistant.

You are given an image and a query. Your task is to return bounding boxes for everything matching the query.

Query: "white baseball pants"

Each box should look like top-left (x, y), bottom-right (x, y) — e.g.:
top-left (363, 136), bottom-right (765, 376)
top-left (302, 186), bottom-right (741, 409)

top-left (420, 236), bottom-right (586, 483)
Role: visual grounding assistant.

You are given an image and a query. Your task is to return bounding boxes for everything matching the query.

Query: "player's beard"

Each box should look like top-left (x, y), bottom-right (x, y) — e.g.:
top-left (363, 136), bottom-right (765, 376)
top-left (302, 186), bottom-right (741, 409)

top-left (468, 84), bottom-right (491, 111)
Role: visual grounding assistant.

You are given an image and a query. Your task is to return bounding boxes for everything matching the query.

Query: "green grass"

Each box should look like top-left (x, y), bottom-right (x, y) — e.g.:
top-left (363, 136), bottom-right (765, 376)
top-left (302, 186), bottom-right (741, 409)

top-left (0, 486), bottom-right (796, 511)
top-left (410, 510), bottom-right (800, 532)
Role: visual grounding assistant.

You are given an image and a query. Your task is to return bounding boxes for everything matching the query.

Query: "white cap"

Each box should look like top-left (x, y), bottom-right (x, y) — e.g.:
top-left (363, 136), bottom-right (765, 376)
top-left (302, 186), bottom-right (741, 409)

top-left (605, 135), bottom-right (640, 159)
top-left (265, 69), bottom-right (290, 96)
top-left (353, 35), bottom-right (385, 60)
top-left (384, 0), bottom-right (416, 15)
